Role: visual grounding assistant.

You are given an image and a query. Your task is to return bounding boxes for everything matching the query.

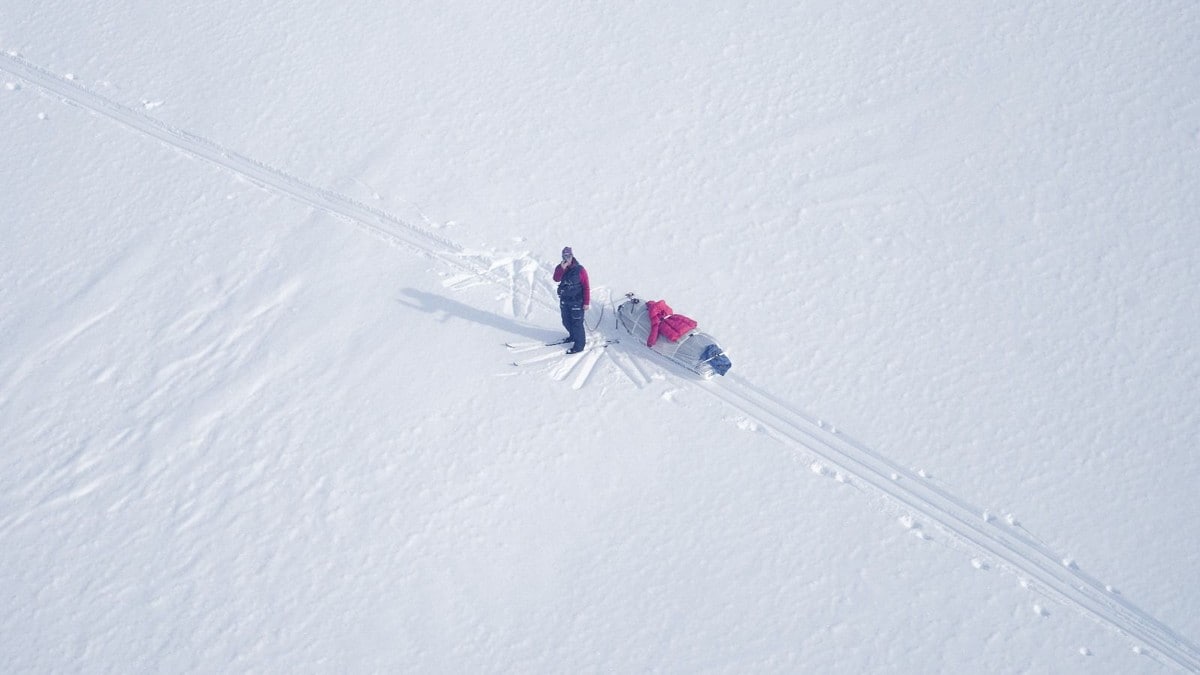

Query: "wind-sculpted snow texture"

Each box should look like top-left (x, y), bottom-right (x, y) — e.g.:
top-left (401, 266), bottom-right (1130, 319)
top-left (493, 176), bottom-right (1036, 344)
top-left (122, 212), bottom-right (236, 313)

top-left (5, 52), bottom-right (1198, 671)
top-left (4, 2), bottom-right (1200, 672)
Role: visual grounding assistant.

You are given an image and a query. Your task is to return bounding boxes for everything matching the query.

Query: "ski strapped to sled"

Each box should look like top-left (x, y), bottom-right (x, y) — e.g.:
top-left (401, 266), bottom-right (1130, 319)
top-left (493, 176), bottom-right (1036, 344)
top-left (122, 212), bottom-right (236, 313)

top-left (614, 292), bottom-right (731, 378)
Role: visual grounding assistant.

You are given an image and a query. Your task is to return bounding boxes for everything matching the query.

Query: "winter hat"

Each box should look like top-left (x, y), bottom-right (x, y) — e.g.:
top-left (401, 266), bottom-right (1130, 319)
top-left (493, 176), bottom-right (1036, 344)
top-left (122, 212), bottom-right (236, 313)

top-left (561, 246), bottom-right (573, 259)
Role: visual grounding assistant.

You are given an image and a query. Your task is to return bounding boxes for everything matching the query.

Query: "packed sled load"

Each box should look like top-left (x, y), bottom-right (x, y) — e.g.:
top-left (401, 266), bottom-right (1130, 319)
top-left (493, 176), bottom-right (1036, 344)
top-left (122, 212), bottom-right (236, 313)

top-left (616, 294), bottom-right (732, 378)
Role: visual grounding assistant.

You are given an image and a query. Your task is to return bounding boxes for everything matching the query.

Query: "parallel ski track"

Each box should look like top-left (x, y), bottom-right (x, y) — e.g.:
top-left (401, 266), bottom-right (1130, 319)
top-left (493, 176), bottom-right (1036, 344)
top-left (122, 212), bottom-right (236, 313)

top-left (1, 53), bottom-right (530, 307)
top-left (7, 52), bottom-right (1197, 672)
top-left (711, 375), bottom-right (1199, 671)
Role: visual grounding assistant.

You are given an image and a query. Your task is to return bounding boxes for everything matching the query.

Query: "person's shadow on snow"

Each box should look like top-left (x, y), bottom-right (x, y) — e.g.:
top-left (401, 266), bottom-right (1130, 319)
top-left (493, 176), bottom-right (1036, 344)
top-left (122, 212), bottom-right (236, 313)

top-left (397, 289), bottom-right (559, 343)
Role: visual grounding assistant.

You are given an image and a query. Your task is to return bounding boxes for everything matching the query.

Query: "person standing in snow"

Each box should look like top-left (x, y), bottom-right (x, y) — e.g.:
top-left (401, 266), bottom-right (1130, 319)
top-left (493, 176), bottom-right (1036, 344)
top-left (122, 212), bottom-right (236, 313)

top-left (554, 246), bottom-right (590, 354)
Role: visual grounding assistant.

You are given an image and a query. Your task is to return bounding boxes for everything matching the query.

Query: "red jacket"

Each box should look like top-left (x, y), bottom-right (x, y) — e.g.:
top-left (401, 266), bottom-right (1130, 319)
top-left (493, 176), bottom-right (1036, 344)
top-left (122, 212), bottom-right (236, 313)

top-left (553, 261), bottom-right (590, 306)
top-left (646, 300), bottom-right (698, 347)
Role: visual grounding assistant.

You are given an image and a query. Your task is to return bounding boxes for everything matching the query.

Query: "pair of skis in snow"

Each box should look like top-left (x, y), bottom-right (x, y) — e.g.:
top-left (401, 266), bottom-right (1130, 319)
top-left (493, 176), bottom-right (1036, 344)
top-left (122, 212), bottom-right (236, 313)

top-left (505, 336), bottom-right (619, 367)
top-left (505, 292), bottom-right (618, 366)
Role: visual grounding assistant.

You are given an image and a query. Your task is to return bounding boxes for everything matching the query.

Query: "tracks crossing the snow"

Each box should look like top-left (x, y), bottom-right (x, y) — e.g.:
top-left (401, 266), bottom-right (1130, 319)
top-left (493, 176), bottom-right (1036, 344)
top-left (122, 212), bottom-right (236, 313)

top-left (709, 375), bottom-right (1199, 671)
top-left (6, 52), bottom-right (1197, 672)
top-left (1, 52), bottom-right (539, 314)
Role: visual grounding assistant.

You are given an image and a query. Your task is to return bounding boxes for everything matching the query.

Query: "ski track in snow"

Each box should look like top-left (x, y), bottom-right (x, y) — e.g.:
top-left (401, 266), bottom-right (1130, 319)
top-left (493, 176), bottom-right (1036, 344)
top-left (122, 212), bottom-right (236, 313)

top-left (6, 52), bottom-right (1198, 672)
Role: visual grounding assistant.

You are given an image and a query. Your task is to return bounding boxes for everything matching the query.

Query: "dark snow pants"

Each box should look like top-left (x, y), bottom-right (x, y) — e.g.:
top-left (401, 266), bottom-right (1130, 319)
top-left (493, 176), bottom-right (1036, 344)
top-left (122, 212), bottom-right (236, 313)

top-left (560, 300), bottom-right (585, 351)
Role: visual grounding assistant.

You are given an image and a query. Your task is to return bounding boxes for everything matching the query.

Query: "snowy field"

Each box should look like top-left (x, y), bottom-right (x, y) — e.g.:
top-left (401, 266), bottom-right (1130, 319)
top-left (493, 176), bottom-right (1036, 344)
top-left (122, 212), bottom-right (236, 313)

top-left (3, 2), bottom-right (1199, 672)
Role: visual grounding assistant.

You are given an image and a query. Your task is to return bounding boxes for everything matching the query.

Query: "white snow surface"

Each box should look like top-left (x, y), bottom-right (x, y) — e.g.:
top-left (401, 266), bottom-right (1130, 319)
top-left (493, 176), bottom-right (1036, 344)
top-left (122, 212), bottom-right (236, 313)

top-left (3, 2), bottom-right (1199, 672)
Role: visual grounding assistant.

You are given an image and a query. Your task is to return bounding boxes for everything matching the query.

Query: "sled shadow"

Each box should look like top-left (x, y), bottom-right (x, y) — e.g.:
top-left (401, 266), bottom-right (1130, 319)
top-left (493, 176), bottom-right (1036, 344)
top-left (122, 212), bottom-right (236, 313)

top-left (397, 289), bottom-right (559, 343)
